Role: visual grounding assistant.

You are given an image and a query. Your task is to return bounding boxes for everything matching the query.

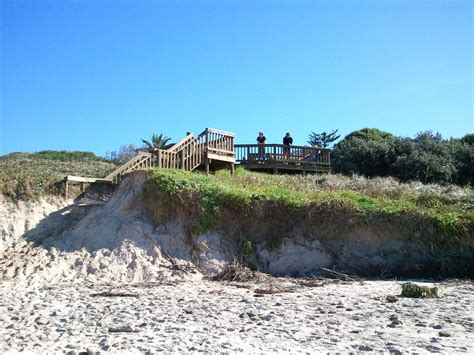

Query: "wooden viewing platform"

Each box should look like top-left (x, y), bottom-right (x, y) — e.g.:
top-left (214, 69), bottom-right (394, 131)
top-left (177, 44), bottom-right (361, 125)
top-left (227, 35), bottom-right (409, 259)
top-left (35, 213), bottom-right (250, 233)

top-left (235, 144), bottom-right (331, 174)
top-left (64, 130), bottom-right (332, 197)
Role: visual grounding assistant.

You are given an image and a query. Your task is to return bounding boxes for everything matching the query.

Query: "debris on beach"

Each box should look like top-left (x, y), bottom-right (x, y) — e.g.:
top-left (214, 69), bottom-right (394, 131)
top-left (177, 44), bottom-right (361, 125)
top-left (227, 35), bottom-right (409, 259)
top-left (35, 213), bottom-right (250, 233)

top-left (401, 282), bottom-right (439, 298)
top-left (212, 260), bottom-right (264, 282)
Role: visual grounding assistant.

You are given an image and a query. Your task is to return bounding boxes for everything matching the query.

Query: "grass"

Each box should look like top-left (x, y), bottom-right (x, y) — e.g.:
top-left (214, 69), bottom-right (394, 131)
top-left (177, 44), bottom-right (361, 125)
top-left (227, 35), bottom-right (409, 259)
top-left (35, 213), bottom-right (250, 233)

top-left (0, 151), bottom-right (117, 200)
top-left (147, 167), bottom-right (473, 248)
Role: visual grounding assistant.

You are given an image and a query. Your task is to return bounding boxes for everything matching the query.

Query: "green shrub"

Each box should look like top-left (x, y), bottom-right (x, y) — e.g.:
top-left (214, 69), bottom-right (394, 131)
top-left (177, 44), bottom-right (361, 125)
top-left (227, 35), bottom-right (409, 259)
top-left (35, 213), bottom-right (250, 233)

top-left (401, 282), bottom-right (439, 298)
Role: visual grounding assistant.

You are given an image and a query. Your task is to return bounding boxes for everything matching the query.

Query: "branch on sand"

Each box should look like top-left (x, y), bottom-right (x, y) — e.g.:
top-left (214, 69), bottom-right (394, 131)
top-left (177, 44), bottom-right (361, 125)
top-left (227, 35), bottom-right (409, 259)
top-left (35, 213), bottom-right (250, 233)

top-left (161, 249), bottom-right (198, 274)
top-left (321, 268), bottom-right (361, 282)
top-left (212, 260), bottom-right (265, 283)
top-left (91, 292), bottom-right (139, 298)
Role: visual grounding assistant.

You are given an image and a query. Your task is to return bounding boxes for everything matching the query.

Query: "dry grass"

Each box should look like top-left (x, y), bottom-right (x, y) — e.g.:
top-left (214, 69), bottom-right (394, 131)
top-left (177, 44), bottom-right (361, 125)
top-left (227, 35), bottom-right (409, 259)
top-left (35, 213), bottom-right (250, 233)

top-left (227, 170), bottom-right (473, 201)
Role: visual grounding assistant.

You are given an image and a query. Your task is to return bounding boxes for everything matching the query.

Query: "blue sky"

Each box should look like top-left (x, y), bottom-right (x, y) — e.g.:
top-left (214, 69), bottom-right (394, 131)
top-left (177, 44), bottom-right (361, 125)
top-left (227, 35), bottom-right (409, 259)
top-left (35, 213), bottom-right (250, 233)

top-left (1, 0), bottom-right (472, 156)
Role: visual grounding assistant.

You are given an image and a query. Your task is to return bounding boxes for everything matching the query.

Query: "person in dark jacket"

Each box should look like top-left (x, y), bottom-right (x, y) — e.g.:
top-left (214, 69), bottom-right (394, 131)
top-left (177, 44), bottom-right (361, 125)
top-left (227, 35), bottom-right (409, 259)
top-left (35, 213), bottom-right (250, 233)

top-left (256, 132), bottom-right (267, 160)
top-left (283, 132), bottom-right (293, 159)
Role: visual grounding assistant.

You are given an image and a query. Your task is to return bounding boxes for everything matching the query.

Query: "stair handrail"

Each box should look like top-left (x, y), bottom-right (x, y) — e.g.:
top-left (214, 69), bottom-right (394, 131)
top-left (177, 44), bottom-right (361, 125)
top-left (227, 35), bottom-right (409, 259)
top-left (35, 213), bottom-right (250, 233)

top-left (164, 133), bottom-right (194, 153)
top-left (105, 151), bottom-right (151, 180)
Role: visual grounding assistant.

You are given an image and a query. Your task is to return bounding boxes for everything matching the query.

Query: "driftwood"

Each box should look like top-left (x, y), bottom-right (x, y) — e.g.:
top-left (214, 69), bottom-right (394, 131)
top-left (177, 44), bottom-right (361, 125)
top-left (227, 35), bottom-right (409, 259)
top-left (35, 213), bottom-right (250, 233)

top-left (161, 249), bottom-right (197, 274)
top-left (130, 280), bottom-right (181, 288)
top-left (321, 268), bottom-right (361, 282)
top-left (212, 260), bottom-right (264, 282)
top-left (254, 286), bottom-right (296, 294)
top-left (297, 278), bottom-right (332, 287)
top-left (97, 307), bottom-right (113, 326)
top-left (108, 325), bottom-right (139, 333)
top-left (91, 292), bottom-right (139, 298)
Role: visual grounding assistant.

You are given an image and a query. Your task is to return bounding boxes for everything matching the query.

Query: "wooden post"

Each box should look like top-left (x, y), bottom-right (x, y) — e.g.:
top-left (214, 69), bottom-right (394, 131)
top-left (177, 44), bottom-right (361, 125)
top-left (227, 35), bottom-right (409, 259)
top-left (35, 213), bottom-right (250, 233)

top-left (205, 157), bottom-right (210, 175)
top-left (64, 180), bottom-right (68, 199)
top-left (205, 129), bottom-right (210, 174)
top-left (181, 149), bottom-right (185, 170)
top-left (80, 182), bottom-right (85, 193)
top-left (230, 163), bottom-right (235, 175)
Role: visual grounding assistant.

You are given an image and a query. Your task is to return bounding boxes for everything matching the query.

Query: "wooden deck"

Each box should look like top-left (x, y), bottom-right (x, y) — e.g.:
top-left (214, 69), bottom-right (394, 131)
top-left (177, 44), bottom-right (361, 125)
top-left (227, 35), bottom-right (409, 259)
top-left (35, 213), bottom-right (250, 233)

top-left (63, 131), bottom-right (333, 197)
top-left (235, 144), bottom-right (331, 173)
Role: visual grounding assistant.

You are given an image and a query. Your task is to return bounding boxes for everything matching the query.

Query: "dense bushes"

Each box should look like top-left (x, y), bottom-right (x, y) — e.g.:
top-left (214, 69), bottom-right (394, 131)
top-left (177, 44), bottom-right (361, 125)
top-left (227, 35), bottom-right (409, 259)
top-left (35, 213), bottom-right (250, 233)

top-left (332, 129), bottom-right (473, 185)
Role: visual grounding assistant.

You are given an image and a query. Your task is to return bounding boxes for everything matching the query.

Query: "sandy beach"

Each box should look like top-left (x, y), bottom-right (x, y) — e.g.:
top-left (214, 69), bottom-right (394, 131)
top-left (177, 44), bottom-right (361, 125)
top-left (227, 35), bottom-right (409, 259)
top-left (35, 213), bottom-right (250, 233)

top-left (1, 278), bottom-right (473, 353)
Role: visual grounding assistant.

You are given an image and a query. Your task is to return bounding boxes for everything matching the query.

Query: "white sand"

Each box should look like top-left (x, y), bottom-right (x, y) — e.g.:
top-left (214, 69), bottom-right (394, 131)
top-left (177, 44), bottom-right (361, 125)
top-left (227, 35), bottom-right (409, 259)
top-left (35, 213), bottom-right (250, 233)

top-left (1, 174), bottom-right (472, 353)
top-left (1, 279), bottom-right (473, 353)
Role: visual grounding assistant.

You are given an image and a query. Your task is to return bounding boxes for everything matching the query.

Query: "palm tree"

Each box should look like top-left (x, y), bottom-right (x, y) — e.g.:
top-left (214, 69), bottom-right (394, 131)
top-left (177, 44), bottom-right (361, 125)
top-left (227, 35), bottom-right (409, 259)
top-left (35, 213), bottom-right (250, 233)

top-left (141, 133), bottom-right (172, 152)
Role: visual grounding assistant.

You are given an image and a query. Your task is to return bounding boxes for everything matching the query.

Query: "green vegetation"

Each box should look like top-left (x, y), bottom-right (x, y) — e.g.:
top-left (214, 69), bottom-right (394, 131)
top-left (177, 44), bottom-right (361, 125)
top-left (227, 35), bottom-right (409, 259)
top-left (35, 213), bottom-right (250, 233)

top-left (1, 150), bottom-right (107, 162)
top-left (332, 129), bottom-right (473, 186)
top-left (147, 168), bottom-right (473, 247)
top-left (307, 129), bottom-right (341, 148)
top-left (141, 133), bottom-right (172, 152)
top-left (0, 151), bottom-right (117, 200)
top-left (401, 282), bottom-right (439, 298)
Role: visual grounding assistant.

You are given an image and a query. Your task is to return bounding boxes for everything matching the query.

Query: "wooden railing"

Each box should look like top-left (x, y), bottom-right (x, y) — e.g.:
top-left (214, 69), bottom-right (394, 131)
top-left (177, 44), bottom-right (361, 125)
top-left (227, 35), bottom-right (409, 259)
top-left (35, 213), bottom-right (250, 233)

top-left (166, 133), bottom-right (195, 153)
top-left (105, 152), bottom-right (153, 184)
top-left (105, 128), bottom-right (236, 183)
top-left (235, 144), bottom-right (331, 167)
top-left (204, 128), bottom-right (235, 161)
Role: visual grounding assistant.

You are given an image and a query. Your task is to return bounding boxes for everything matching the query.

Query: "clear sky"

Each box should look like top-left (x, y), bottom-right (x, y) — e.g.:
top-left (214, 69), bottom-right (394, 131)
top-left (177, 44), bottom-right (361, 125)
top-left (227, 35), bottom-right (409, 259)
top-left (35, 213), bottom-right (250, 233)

top-left (1, 0), bottom-right (472, 156)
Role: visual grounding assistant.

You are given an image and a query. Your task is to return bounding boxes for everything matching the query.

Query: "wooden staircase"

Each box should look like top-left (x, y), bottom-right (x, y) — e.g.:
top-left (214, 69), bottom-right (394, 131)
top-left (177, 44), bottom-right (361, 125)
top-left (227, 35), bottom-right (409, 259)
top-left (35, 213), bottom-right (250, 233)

top-left (104, 128), bottom-right (235, 184)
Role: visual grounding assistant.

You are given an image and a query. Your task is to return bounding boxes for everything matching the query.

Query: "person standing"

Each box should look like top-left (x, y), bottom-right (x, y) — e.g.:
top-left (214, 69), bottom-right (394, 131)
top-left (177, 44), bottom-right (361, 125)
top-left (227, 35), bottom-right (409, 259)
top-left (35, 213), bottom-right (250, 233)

top-left (256, 132), bottom-right (267, 160)
top-left (283, 132), bottom-right (293, 160)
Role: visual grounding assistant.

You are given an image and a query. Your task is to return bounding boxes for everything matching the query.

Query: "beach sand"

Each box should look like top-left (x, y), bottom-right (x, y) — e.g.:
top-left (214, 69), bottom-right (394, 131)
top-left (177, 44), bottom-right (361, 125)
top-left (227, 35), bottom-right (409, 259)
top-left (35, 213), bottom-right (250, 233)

top-left (1, 278), bottom-right (472, 353)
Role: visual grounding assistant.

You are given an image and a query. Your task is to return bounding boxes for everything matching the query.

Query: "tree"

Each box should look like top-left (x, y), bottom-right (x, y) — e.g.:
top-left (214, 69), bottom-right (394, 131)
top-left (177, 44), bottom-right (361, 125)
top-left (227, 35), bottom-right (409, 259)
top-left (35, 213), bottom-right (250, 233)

top-left (105, 144), bottom-right (137, 164)
top-left (343, 128), bottom-right (396, 142)
top-left (450, 137), bottom-right (474, 185)
top-left (141, 133), bottom-right (172, 152)
top-left (307, 129), bottom-right (341, 148)
top-left (411, 131), bottom-right (456, 183)
top-left (461, 133), bottom-right (474, 146)
top-left (331, 128), bottom-right (396, 177)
